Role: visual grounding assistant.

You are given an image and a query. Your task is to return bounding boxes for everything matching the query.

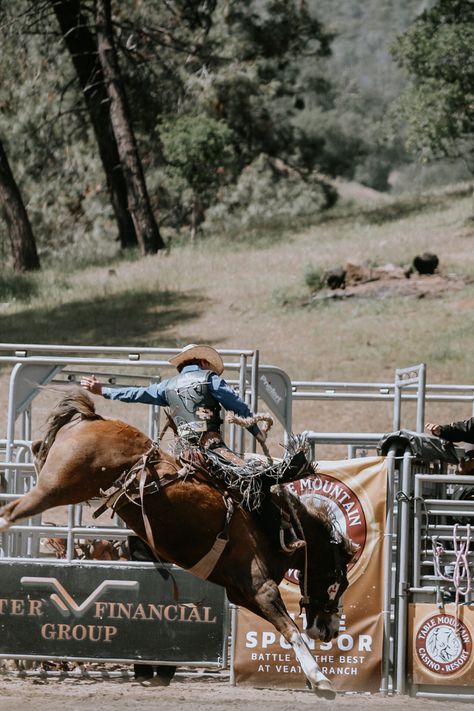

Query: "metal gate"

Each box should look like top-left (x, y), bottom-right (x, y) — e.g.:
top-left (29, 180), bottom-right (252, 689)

top-left (0, 344), bottom-right (265, 670)
top-left (389, 440), bottom-right (474, 701)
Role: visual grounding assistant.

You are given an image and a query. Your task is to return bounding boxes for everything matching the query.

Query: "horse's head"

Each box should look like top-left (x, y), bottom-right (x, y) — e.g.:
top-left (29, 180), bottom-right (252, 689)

top-left (294, 494), bottom-right (358, 643)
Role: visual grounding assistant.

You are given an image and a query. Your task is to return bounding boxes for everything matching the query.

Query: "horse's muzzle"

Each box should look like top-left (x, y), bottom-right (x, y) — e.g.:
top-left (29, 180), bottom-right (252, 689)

top-left (306, 613), bottom-right (341, 643)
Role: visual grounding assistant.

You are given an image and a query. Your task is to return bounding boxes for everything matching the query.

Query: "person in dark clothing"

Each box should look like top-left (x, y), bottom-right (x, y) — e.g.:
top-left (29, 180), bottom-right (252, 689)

top-left (128, 536), bottom-right (177, 687)
top-left (426, 417), bottom-right (474, 473)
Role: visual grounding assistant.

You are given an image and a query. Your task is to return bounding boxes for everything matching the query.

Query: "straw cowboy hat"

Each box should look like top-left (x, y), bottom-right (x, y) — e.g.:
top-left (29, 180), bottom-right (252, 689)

top-left (169, 344), bottom-right (224, 375)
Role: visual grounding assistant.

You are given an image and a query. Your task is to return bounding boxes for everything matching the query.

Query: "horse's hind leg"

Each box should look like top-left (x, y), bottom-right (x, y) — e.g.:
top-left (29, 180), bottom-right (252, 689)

top-left (237, 579), bottom-right (336, 699)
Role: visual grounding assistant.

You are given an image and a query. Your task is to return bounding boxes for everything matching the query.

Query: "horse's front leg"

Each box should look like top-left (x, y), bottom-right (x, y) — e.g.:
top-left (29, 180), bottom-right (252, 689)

top-left (0, 483), bottom-right (57, 532)
top-left (252, 580), bottom-right (336, 699)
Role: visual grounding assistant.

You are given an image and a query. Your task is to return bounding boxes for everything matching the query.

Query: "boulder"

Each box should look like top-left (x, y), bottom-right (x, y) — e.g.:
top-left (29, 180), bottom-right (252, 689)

top-left (344, 261), bottom-right (377, 285)
top-left (413, 252), bottom-right (439, 275)
top-left (325, 267), bottom-right (346, 289)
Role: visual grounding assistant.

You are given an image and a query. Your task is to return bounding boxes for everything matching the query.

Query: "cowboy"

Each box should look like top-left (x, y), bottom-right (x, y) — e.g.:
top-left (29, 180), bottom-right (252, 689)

top-left (80, 344), bottom-right (266, 455)
top-left (81, 343), bottom-right (305, 553)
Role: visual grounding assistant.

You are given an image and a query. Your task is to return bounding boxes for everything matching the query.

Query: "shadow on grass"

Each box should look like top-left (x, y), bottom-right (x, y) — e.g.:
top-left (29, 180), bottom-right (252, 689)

top-left (0, 288), bottom-right (208, 347)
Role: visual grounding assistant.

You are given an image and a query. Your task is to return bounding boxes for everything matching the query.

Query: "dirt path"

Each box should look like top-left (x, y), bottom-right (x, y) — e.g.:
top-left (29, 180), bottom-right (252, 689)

top-left (0, 675), bottom-right (470, 711)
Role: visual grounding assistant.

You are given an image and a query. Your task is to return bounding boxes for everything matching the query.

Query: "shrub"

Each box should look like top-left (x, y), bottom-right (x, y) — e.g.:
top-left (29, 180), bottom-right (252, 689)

top-left (203, 154), bottom-right (334, 236)
top-left (0, 271), bottom-right (38, 303)
top-left (304, 266), bottom-right (326, 293)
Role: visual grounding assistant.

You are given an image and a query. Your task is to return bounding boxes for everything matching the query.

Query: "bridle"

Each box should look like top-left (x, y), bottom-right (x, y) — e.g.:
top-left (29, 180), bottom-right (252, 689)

top-left (299, 539), bottom-right (348, 617)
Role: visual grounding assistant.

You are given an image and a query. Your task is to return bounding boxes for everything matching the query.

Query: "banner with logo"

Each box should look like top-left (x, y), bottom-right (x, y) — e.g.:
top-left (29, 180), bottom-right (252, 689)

top-left (0, 562), bottom-right (227, 664)
top-left (409, 604), bottom-right (474, 685)
top-left (233, 456), bottom-right (388, 692)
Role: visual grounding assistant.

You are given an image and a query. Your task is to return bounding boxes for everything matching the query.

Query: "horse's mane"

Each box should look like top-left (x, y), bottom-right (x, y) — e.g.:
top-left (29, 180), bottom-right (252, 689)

top-left (34, 388), bottom-right (103, 469)
top-left (293, 492), bottom-right (358, 560)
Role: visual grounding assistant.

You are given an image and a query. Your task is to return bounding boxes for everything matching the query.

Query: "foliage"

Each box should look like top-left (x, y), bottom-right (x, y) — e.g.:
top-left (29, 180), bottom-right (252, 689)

top-left (1, 0), bottom-right (466, 266)
top-left (179, 0), bottom-right (334, 173)
top-left (392, 0), bottom-right (474, 170)
top-left (0, 2), bottom-right (118, 262)
top-left (304, 267), bottom-right (326, 293)
top-left (202, 154), bottom-right (334, 236)
top-left (301, 0), bottom-right (428, 189)
top-left (158, 113), bottom-right (235, 231)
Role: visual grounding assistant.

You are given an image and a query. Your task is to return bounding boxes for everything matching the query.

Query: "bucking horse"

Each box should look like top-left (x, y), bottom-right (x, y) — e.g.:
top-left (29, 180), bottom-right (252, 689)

top-left (0, 389), bottom-right (357, 698)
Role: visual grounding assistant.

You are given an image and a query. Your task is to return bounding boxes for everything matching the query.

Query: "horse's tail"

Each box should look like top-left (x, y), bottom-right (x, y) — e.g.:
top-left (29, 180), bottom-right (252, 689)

top-left (34, 388), bottom-right (103, 471)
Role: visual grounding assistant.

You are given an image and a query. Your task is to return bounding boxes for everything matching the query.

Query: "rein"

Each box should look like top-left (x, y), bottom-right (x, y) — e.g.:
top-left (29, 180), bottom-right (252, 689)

top-left (289, 495), bottom-right (346, 616)
top-left (93, 442), bottom-right (237, 581)
top-left (225, 411), bottom-right (274, 460)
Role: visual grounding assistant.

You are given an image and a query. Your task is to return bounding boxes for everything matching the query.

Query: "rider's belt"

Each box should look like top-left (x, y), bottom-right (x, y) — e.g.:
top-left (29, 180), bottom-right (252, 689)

top-left (178, 421), bottom-right (215, 435)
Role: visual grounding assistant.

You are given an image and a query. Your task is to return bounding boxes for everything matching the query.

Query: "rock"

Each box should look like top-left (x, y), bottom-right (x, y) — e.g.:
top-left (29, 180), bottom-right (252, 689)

top-left (325, 267), bottom-right (346, 289)
top-left (372, 264), bottom-right (408, 280)
top-left (344, 261), bottom-right (378, 285)
top-left (413, 252), bottom-right (439, 275)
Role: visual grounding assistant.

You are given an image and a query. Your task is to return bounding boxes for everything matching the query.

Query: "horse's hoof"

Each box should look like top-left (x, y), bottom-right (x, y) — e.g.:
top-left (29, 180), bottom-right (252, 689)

top-left (313, 680), bottom-right (336, 700)
top-left (0, 517), bottom-right (10, 532)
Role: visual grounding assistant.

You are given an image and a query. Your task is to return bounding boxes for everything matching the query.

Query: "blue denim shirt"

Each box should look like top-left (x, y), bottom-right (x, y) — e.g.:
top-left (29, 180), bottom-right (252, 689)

top-left (103, 364), bottom-right (261, 437)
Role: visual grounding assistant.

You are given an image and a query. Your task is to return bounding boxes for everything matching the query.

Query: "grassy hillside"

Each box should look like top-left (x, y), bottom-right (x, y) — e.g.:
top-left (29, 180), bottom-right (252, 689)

top-left (1, 182), bottom-right (474, 450)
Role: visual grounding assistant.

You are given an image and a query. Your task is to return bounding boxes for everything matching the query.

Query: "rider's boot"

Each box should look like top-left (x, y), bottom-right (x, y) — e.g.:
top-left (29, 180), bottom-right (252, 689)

top-left (267, 449), bottom-right (316, 485)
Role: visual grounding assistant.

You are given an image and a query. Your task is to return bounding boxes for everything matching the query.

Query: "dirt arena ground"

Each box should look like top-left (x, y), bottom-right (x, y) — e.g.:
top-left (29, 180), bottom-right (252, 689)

top-left (0, 674), bottom-right (471, 711)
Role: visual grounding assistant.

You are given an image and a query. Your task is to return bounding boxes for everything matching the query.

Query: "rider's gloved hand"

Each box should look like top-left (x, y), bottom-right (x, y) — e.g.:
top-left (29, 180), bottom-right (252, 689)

top-left (425, 423), bottom-right (442, 437)
top-left (80, 375), bottom-right (104, 396)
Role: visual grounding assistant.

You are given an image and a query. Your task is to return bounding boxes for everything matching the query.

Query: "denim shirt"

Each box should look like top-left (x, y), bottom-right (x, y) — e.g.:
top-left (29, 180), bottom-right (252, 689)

top-left (102, 364), bottom-right (261, 437)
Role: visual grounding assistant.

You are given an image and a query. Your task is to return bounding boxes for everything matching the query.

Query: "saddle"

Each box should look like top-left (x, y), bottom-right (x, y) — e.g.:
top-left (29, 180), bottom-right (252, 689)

top-left (180, 437), bottom-right (313, 554)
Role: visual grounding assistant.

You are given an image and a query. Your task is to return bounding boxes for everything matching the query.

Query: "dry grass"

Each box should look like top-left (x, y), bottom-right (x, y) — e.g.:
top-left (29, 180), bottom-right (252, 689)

top-left (1, 182), bottom-right (474, 453)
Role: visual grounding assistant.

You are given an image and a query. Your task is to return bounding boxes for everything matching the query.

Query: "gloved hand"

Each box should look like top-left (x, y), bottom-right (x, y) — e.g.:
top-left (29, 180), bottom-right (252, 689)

top-left (80, 375), bottom-right (104, 396)
top-left (425, 423), bottom-right (442, 437)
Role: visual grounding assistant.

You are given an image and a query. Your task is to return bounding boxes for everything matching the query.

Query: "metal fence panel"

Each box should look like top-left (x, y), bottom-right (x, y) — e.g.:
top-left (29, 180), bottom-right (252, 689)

top-left (0, 561), bottom-right (227, 666)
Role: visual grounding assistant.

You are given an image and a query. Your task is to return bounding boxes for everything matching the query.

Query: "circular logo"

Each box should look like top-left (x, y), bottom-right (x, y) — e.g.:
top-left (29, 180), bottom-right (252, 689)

top-left (284, 473), bottom-right (366, 585)
top-left (416, 614), bottom-right (472, 675)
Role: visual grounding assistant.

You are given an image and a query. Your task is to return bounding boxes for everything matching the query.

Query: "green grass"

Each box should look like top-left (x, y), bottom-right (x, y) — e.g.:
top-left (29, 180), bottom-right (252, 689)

top-left (0, 271), bottom-right (40, 303)
top-left (2, 180), bottom-right (474, 443)
top-left (1, 180), bottom-right (474, 393)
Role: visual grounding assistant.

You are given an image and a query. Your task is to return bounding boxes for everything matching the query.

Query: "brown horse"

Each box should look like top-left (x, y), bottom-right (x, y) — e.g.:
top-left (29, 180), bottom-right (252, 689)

top-left (0, 389), bottom-right (356, 699)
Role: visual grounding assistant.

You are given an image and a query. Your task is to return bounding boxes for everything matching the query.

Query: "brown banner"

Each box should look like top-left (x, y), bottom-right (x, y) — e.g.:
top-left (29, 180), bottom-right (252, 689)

top-left (409, 603), bottom-right (474, 685)
top-left (233, 456), bottom-right (388, 692)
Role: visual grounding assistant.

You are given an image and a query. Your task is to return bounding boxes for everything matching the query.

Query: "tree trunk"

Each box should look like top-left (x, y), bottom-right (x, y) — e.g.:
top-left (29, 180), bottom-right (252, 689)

top-left (0, 137), bottom-right (40, 272)
top-left (190, 194), bottom-right (197, 243)
top-left (95, 0), bottom-right (164, 254)
top-left (51, 0), bottom-right (138, 250)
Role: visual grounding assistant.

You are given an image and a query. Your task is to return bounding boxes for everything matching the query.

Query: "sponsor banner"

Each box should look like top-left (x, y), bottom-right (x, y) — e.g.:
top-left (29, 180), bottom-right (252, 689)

top-left (233, 456), bottom-right (388, 692)
top-left (0, 562), bottom-right (226, 663)
top-left (409, 604), bottom-right (474, 685)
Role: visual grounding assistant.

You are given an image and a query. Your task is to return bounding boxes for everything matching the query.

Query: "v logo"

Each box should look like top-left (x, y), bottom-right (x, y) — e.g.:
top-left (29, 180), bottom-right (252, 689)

top-left (21, 577), bottom-right (139, 618)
